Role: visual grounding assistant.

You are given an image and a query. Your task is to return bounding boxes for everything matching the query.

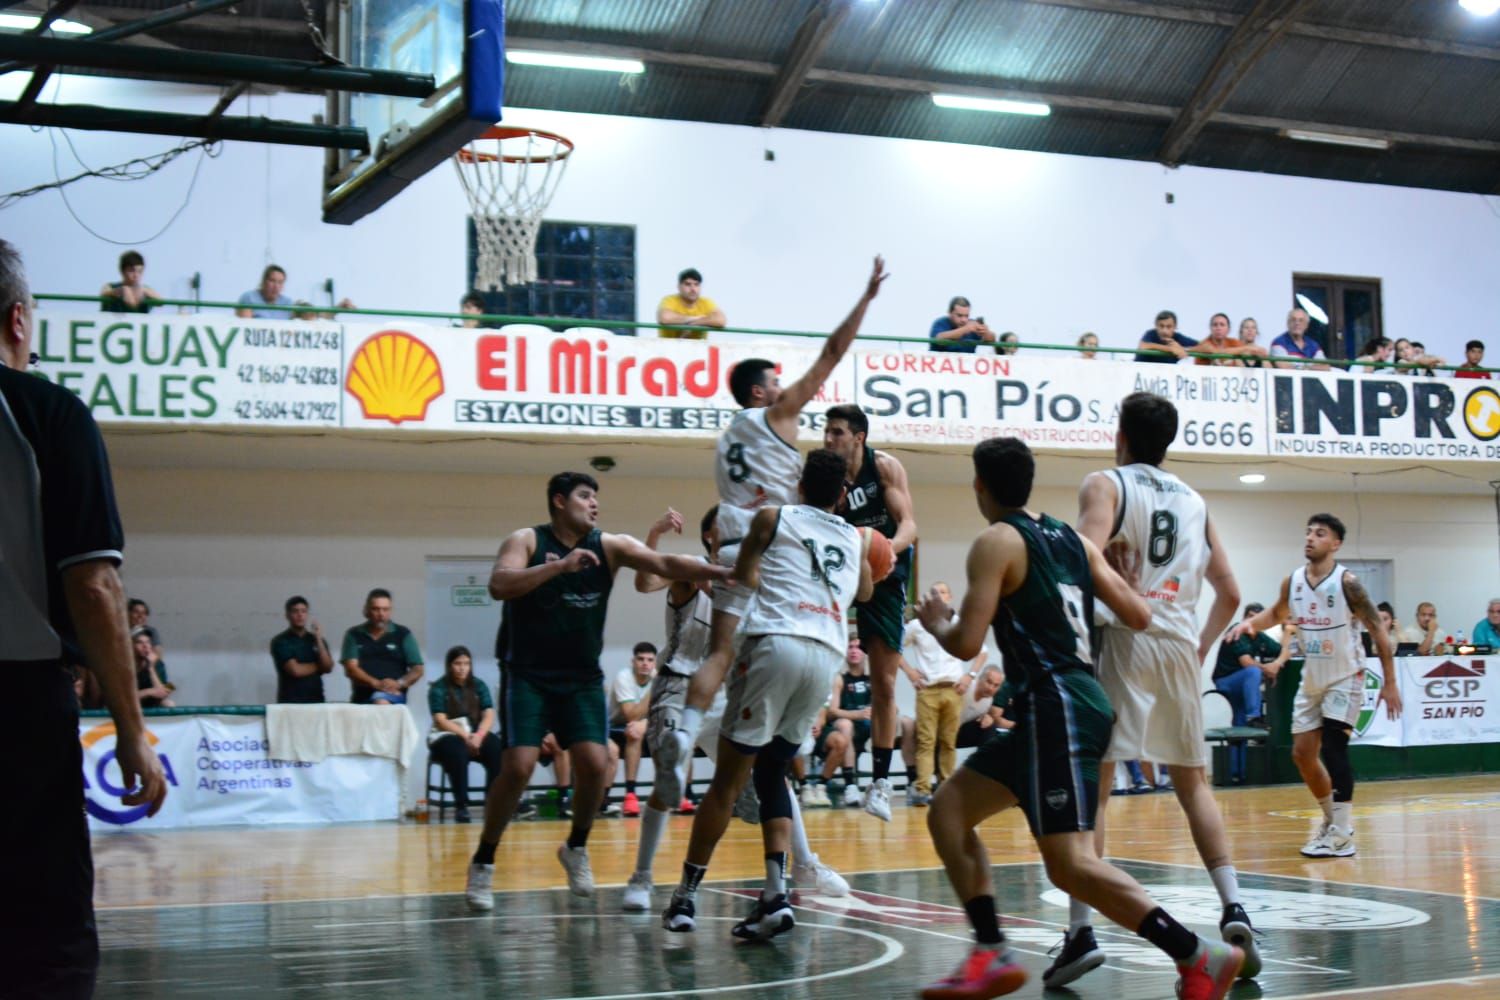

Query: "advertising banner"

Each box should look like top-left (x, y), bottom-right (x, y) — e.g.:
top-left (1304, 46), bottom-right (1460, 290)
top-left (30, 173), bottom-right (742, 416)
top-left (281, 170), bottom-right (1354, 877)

top-left (30, 310), bottom-right (1497, 463)
top-left (80, 714), bottom-right (401, 831)
top-left (1351, 655), bottom-right (1498, 747)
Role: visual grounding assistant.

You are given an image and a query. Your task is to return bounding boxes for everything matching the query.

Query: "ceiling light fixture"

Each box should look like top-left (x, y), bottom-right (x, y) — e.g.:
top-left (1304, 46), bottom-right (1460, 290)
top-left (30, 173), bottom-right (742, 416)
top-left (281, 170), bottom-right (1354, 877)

top-left (1282, 128), bottom-right (1391, 150)
top-left (506, 50), bottom-right (645, 74)
top-left (1460, 0), bottom-right (1500, 17)
top-left (1238, 473), bottom-right (1267, 485)
top-left (1294, 294), bottom-right (1330, 325)
top-left (0, 13), bottom-right (92, 34)
top-left (932, 93), bottom-right (1051, 117)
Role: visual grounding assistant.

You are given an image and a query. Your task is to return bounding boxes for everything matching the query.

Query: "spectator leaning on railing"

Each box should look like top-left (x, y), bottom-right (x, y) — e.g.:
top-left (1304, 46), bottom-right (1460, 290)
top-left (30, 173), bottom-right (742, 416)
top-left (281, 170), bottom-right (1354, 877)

top-left (1455, 340), bottom-right (1491, 379)
top-left (929, 295), bottom-right (995, 353)
top-left (1076, 332), bottom-right (1099, 359)
top-left (1195, 311), bottom-right (1268, 366)
top-left (1473, 599), bottom-right (1500, 648)
top-left (99, 250), bottom-right (159, 314)
top-left (236, 265), bottom-right (294, 319)
top-left (1270, 308), bottom-right (1329, 371)
top-left (1134, 309), bottom-right (1200, 364)
top-left (656, 268), bottom-right (726, 339)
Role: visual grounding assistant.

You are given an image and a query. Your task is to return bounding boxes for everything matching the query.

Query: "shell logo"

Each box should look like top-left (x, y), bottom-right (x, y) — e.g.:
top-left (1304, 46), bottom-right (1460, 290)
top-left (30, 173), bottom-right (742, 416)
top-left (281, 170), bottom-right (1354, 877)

top-left (345, 330), bottom-right (444, 424)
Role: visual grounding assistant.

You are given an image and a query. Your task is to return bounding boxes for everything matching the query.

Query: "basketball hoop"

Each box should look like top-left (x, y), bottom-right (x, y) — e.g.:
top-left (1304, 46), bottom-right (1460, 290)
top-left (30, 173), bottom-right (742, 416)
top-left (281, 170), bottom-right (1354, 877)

top-left (454, 126), bottom-right (574, 290)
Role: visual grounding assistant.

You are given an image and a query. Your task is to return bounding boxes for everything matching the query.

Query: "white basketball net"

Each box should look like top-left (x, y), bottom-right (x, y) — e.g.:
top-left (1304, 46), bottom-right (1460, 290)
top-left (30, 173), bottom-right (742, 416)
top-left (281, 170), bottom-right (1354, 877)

top-left (454, 130), bottom-right (573, 291)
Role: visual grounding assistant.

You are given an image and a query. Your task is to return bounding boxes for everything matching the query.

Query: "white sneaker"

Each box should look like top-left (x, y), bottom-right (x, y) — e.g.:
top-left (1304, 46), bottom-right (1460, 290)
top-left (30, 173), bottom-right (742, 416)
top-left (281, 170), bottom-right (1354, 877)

top-left (1325, 824), bottom-right (1357, 857)
top-left (843, 783), bottom-right (862, 808)
top-left (653, 728), bottom-right (690, 805)
top-left (812, 783), bottom-right (832, 807)
top-left (465, 862), bottom-right (495, 911)
top-left (793, 854), bottom-right (850, 897)
top-left (622, 870), bottom-right (653, 912)
top-left (799, 784), bottom-right (819, 808)
top-left (557, 843), bottom-right (595, 897)
top-left (862, 777), bottom-right (893, 822)
top-left (1300, 820), bottom-right (1334, 857)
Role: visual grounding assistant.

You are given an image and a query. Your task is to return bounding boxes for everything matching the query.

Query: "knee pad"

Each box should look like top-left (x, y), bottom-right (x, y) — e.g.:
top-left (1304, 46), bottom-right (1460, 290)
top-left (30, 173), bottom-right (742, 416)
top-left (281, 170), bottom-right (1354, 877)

top-left (1320, 719), bottom-right (1354, 802)
top-left (752, 737), bottom-right (799, 822)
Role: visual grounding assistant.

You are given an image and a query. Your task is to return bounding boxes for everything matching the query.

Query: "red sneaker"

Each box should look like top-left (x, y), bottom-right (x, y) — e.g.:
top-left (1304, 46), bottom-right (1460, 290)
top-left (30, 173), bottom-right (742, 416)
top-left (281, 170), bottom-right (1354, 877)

top-left (1176, 939), bottom-right (1244, 1000)
top-left (676, 798), bottom-right (696, 814)
top-left (920, 946), bottom-right (1026, 1000)
top-left (622, 791), bottom-right (641, 817)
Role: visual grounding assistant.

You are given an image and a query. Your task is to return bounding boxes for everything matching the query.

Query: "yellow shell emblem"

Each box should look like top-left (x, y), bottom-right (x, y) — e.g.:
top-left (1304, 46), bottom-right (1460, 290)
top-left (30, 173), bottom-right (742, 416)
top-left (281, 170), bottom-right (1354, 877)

top-left (345, 331), bottom-right (444, 424)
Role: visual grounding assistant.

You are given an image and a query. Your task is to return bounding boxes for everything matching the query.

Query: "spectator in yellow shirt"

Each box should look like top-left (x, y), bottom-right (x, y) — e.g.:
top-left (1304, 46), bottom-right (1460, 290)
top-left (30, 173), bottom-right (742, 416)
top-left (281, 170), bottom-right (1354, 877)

top-left (656, 268), bottom-right (726, 339)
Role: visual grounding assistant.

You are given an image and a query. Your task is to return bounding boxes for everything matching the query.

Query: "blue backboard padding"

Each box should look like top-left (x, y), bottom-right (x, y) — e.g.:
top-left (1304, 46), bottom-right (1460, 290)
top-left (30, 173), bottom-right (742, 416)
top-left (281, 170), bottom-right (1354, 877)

top-left (466, 0), bottom-right (504, 123)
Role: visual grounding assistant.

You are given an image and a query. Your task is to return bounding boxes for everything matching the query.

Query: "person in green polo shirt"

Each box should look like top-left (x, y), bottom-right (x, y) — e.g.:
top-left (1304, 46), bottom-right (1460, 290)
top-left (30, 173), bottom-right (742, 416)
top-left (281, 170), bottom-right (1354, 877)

top-left (340, 588), bottom-right (423, 705)
top-left (270, 595), bottom-right (334, 704)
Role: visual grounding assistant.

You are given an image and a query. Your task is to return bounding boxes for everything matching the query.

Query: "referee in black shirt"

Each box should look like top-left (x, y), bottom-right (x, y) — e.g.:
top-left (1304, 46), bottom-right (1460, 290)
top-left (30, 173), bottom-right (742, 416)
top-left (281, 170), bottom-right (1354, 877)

top-left (0, 239), bottom-right (167, 998)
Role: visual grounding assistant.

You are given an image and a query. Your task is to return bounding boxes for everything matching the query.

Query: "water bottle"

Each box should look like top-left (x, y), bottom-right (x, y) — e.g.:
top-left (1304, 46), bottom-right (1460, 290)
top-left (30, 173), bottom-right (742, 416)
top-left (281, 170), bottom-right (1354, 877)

top-left (539, 788), bottom-right (559, 819)
top-left (414, 798), bottom-right (430, 824)
top-left (1456, 629), bottom-right (1468, 650)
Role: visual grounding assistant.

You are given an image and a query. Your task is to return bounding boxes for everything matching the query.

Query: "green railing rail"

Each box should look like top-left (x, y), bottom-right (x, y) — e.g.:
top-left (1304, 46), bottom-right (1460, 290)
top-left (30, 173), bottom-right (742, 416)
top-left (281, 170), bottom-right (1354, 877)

top-left (81, 705), bottom-right (267, 717)
top-left (34, 292), bottom-right (1496, 375)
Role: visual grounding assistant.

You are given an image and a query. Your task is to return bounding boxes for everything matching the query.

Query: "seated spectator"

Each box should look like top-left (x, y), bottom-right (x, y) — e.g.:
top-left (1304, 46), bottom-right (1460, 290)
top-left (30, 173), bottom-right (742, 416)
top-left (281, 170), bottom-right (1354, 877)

top-left (1352, 336), bottom-right (1393, 374)
top-left (1397, 601), bottom-right (1446, 655)
top-left (1406, 340), bottom-right (1444, 377)
top-left (997, 331), bottom-right (1020, 356)
top-left (928, 296), bottom-right (995, 353)
top-left (132, 627), bottom-right (174, 708)
top-left (607, 642), bottom-right (656, 816)
top-left (1134, 309), bottom-right (1197, 364)
top-left (428, 645), bottom-right (503, 823)
top-left (810, 637), bottom-right (873, 808)
top-left (1474, 598), bottom-right (1500, 648)
top-left (235, 264), bottom-right (294, 319)
top-left (1075, 332), bottom-right (1099, 360)
top-left (1270, 308), bottom-right (1329, 370)
top-left (127, 598), bottom-right (162, 653)
top-left (540, 731), bottom-right (622, 818)
top-left (340, 588), bottom-right (424, 705)
top-left (1196, 311), bottom-right (1267, 366)
top-left (1213, 603), bottom-right (1289, 783)
top-left (1237, 317), bottom-right (1270, 368)
top-left (1455, 339), bottom-right (1491, 380)
top-left (100, 250), bottom-right (159, 313)
top-left (656, 267), bottom-right (726, 338)
top-left (901, 581), bottom-right (989, 807)
top-left (955, 666), bottom-right (1009, 749)
top-left (458, 291), bottom-right (487, 329)
top-left (270, 595), bottom-right (334, 704)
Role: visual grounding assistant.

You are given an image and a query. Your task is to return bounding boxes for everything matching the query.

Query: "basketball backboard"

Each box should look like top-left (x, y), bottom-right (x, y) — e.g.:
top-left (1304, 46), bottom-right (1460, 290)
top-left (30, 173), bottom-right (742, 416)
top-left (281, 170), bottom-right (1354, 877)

top-left (321, 0), bottom-right (503, 225)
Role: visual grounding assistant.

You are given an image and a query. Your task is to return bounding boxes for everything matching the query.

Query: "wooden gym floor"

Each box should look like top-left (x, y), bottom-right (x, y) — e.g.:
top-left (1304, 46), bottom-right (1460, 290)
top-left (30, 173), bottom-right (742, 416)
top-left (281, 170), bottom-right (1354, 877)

top-left (94, 774), bottom-right (1500, 998)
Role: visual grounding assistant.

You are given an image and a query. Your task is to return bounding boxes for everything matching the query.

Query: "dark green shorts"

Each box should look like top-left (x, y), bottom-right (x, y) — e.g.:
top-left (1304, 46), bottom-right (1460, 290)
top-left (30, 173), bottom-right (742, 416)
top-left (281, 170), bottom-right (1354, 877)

top-left (962, 669), bottom-right (1113, 838)
top-left (855, 576), bottom-right (907, 653)
top-left (499, 669), bottom-right (607, 750)
top-left (814, 719), bottom-right (870, 759)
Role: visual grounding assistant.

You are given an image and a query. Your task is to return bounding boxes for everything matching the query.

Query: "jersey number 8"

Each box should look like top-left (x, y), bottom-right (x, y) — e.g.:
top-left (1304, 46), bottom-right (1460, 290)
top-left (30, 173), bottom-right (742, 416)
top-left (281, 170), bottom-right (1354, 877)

top-left (1147, 510), bottom-right (1178, 567)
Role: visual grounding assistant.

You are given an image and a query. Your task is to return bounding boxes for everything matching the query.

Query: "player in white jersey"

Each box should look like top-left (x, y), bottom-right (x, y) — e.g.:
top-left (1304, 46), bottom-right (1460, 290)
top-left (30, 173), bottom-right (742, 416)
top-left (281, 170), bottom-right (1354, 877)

top-left (1230, 513), bottom-right (1401, 859)
top-left (1050, 392), bottom-right (1260, 987)
top-left (653, 256), bottom-right (889, 804)
top-left (621, 506), bottom-right (848, 913)
top-left (663, 450), bottom-right (873, 941)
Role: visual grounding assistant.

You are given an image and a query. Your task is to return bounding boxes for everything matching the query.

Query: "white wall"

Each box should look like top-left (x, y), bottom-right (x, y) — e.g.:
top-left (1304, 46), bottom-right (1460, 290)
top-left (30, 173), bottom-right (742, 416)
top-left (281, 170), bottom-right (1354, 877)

top-left (5, 78), bottom-right (1500, 363)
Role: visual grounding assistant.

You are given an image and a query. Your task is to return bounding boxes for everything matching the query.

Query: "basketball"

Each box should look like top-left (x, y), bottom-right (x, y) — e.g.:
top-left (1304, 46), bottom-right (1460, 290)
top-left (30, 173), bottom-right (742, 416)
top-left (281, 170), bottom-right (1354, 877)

top-left (861, 526), bottom-right (895, 583)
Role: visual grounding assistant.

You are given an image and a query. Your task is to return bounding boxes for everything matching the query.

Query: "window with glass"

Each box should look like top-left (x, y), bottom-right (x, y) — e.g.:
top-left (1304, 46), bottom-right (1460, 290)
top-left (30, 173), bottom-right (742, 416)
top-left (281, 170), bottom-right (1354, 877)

top-left (466, 221), bottom-right (637, 334)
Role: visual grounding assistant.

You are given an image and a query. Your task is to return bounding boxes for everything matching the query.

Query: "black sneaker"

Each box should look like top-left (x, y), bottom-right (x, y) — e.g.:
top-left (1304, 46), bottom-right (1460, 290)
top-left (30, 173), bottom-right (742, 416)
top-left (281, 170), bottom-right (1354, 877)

top-left (1042, 925), bottom-right (1105, 987)
top-left (557, 798), bottom-right (572, 820)
top-left (731, 893), bottom-right (795, 941)
top-left (454, 807), bottom-right (472, 824)
top-left (662, 892), bottom-right (696, 933)
top-left (514, 800), bottom-right (539, 821)
top-left (1220, 902), bottom-right (1262, 979)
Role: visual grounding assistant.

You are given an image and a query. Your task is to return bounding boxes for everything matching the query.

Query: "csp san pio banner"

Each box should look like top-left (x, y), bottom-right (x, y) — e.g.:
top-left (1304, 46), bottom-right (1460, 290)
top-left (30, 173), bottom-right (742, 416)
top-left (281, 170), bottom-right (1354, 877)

top-left (1351, 655), bottom-right (1499, 748)
top-left (80, 714), bottom-right (400, 830)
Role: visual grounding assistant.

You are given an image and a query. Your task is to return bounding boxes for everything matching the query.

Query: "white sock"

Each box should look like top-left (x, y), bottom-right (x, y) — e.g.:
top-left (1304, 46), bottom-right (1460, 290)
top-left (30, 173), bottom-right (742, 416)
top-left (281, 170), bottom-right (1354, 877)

top-left (1209, 865), bottom-right (1240, 908)
top-left (1331, 801), bottom-right (1353, 831)
top-left (1069, 897), bottom-right (1092, 933)
top-left (787, 786), bottom-right (815, 867)
top-left (679, 707), bottom-right (705, 743)
top-left (634, 804), bottom-right (670, 876)
top-left (1316, 794), bottom-right (1334, 823)
top-left (764, 851), bottom-right (788, 898)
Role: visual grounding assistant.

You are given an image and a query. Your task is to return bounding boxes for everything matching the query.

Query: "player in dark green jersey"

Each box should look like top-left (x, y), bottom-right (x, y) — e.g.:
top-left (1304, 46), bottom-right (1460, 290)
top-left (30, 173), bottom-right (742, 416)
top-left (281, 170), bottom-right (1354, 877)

top-left (912, 437), bottom-right (1242, 1000)
top-left (823, 404), bottom-right (917, 821)
top-left (464, 471), bottom-right (731, 911)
